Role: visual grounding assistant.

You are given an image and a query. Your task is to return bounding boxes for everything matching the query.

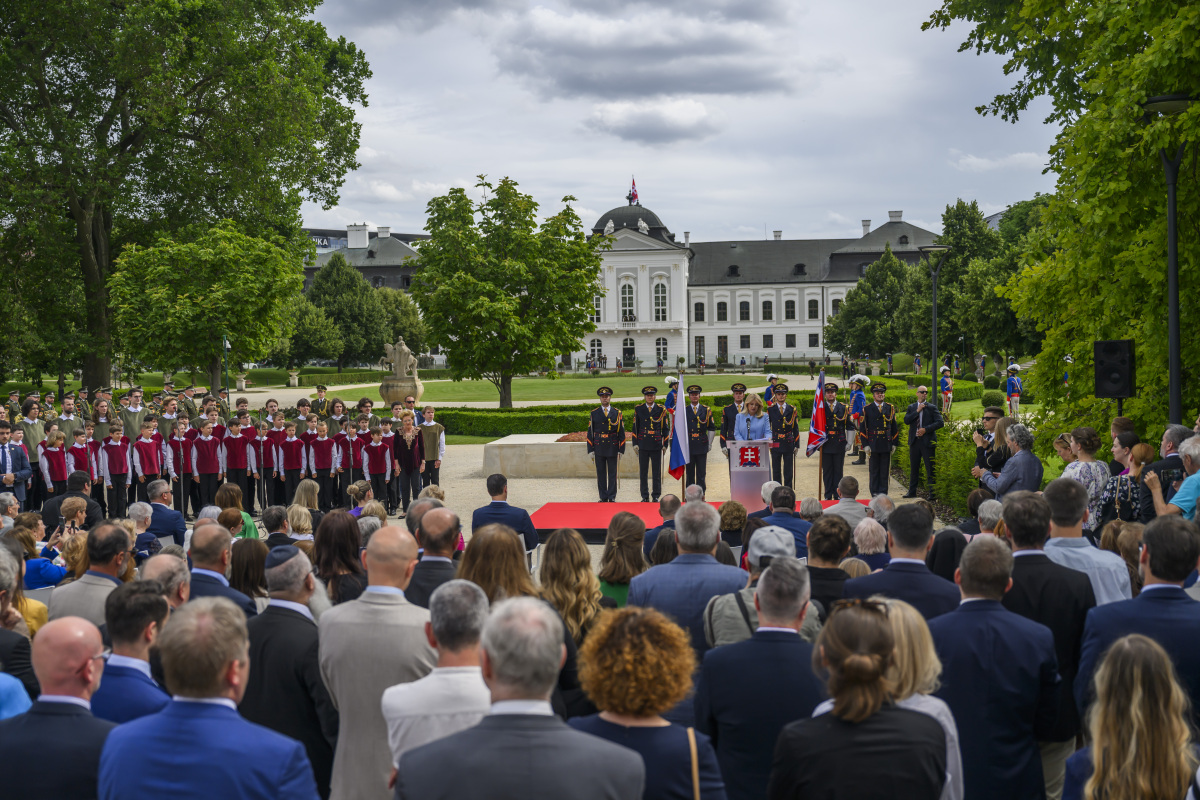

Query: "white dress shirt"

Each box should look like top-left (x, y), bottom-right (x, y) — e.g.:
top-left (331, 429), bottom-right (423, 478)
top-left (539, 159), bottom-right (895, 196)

top-left (380, 666), bottom-right (492, 767)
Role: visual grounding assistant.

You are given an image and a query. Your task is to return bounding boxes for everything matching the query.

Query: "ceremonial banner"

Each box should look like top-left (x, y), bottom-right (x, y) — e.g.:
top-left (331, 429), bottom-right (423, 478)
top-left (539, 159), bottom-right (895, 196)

top-left (730, 439), bottom-right (772, 512)
top-left (668, 375), bottom-right (688, 480)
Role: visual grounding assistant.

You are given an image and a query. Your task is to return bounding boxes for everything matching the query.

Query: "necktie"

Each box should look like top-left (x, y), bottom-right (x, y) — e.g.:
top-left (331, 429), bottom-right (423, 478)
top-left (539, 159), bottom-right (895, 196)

top-left (1, 445), bottom-right (7, 475)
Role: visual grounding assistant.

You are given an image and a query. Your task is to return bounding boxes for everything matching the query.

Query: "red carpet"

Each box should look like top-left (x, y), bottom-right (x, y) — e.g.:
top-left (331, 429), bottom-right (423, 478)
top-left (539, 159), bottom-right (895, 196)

top-left (531, 499), bottom-right (865, 544)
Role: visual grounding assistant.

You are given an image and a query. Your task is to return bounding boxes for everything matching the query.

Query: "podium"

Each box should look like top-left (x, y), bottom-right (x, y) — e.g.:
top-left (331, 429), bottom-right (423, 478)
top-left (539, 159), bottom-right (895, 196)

top-left (729, 440), bottom-right (772, 511)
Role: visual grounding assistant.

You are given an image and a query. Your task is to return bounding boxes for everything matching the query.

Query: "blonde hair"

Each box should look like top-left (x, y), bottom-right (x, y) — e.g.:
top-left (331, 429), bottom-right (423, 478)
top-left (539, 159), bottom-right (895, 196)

top-left (59, 496), bottom-right (88, 522)
top-left (361, 500), bottom-right (387, 526)
top-left (839, 557), bottom-right (870, 579)
top-left (287, 504), bottom-right (314, 535)
top-left (744, 394), bottom-right (764, 418)
top-left (418, 485), bottom-right (446, 501)
top-left (45, 430), bottom-right (65, 447)
top-left (540, 528), bottom-right (604, 644)
top-left (993, 417), bottom-right (1016, 455)
top-left (875, 596), bottom-right (941, 698)
top-left (346, 480), bottom-right (372, 505)
top-left (293, 479), bottom-right (320, 511)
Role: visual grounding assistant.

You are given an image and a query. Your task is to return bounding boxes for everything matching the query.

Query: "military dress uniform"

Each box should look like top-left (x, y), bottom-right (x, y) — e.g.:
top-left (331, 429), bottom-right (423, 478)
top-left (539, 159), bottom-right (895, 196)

top-left (179, 388), bottom-right (199, 420)
top-left (767, 384), bottom-right (799, 489)
top-left (683, 385), bottom-right (715, 490)
top-left (5, 393), bottom-right (20, 422)
top-left (311, 387), bottom-right (331, 419)
top-left (587, 388), bottom-right (626, 502)
top-left (664, 379), bottom-right (679, 412)
top-left (819, 385), bottom-right (849, 500)
top-left (633, 387), bottom-right (670, 502)
top-left (1006, 366), bottom-right (1023, 418)
top-left (720, 383), bottom-right (747, 453)
top-left (849, 379), bottom-right (867, 464)
top-left (75, 389), bottom-right (92, 420)
top-left (861, 384), bottom-right (899, 497)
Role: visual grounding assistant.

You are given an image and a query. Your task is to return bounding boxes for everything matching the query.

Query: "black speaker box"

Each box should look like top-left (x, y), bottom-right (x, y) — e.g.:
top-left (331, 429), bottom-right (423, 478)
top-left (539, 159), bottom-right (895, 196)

top-left (1094, 340), bottom-right (1136, 399)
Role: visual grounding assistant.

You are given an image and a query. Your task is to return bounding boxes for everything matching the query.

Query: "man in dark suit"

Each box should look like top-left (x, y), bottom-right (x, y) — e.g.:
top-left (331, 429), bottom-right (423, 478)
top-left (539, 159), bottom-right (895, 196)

top-left (261, 505), bottom-right (297, 548)
top-left (1139, 424), bottom-right (1194, 522)
top-left (760, 485), bottom-right (812, 558)
top-left (695, 559), bottom-right (825, 800)
top-left (395, 596), bottom-right (644, 800)
top-left (818, 382), bottom-right (849, 499)
top-left (1000, 491), bottom-right (1096, 800)
top-left (929, 536), bottom-right (1060, 800)
top-left (91, 582), bottom-right (170, 723)
top-left (586, 387), bottom-right (625, 502)
top-left (1076, 515), bottom-right (1200, 728)
top-left (39, 470), bottom-right (104, 530)
top-left (0, 617), bottom-right (115, 799)
top-left (99, 597), bottom-right (320, 799)
top-left (241, 547), bottom-right (339, 799)
top-left (0, 419), bottom-right (33, 510)
top-left (634, 386), bottom-right (670, 503)
top-left (643, 494), bottom-right (680, 557)
top-left (719, 382), bottom-right (747, 455)
top-left (683, 384), bottom-right (716, 491)
top-left (471, 473), bottom-right (538, 552)
top-left (767, 384), bottom-right (799, 488)
top-left (143, 479), bottom-right (187, 546)
top-left (861, 382), bottom-right (899, 496)
top-left (407, 508), bottom-right (459, 609)
top-left (903, 386), bottom-right (944, 498)
top-left (748, 481), bottom-right (780, 520)
top-left (842, 503), bottom-right (959, 620)
top-left (187, 524), bottom-right (257, 617)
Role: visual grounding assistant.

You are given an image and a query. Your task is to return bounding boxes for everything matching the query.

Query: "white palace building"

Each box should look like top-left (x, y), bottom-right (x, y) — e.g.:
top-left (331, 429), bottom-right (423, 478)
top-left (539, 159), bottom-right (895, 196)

top-left (580, 197), bottom-right (938, 367)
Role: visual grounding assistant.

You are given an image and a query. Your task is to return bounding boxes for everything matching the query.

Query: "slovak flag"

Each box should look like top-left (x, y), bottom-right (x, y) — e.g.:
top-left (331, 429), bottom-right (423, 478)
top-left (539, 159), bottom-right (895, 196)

top-left (806, 369), bottom-right (828, 457)
top-left (668, 376), bottom-right (688, 480)
top-left (630, 177), bottom-right (638, 204)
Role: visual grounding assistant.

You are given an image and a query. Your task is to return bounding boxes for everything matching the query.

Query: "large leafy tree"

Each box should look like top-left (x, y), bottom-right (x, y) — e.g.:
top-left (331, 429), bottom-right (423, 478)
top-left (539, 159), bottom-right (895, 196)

top-left (0, 0), bottom-right (370, 389)
top-left (823, 244), bottom-right (907, 358)
top-left (411, 176), bottom-right (604, 407)
top-left (108, 221), bottom-right (305, 388)
top-left (268, 296), bottom-right (343, 369)
top-left (377, 287), bottom-right (429, 358)
top-left (308, 253), bottom-right (389, 372)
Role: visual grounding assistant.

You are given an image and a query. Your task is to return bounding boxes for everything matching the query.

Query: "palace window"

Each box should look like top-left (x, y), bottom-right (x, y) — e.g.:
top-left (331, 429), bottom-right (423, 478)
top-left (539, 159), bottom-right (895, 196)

top-left (739, 301), bottom-right (750, 321)
top-left (762, 300), bottom-right (773, 321)
top-left (784, 300), bottom-right (796, 320)
top-left (653, 283), bottom-right (668, 321)
top-left (716, 301), bottom-right (728, 321)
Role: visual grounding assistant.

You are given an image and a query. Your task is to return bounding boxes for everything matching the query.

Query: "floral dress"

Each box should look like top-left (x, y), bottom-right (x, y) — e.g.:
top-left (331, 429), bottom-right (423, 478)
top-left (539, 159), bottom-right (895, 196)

top-left (1099, 472), bottom-right (1141, 524)
top-left (1063, 460), bottom-right (1111, 532)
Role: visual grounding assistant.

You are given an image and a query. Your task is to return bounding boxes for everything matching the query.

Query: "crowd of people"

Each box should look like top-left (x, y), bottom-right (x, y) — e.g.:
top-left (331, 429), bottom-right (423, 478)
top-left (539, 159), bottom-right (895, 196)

top-left (4, 391), bottom-right (1200, 800)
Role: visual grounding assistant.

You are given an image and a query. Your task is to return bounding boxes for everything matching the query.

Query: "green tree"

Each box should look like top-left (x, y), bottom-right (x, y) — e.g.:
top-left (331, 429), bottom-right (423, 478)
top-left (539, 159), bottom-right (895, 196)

top-left (269, 296), bottom-right (343, 369)
top-left (0, 0), bottom-right (370, 389)
top-left (823, 244), bottom-right (907, 357)
top-left (108, 221), bottom-right (305, 388)
top-left (411, 176), bottom-right (604, 407)
top-left (308, 253), bottom-right (389, 372)
top-left (377, 287), bottom-right (428, 358)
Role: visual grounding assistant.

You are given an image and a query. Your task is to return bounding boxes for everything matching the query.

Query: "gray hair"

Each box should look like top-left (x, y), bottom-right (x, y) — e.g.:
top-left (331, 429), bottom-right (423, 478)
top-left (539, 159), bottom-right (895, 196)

top-left (357, 515), bottom-right (382, 547)
top-left (0, 492), bottom-right (17, 513)
top-left (756, 558), bottom-right (811, 622)
top-left (127, 502), bottom-right (153, 525)
top-left (147, 479), bottom-right (170, 502)
top-left (798, 497), bottom-right (824, 521)
top-left (0, 546), bottom-right (16, 596)
top-left (266, 549), bottom-right (313, 595)
top-left (868, 494), bottom-right (894, 524)
top-left (853, 517), bottom-right (888, 555)
top-left (977, 499), bottom-right (1004, 531)
top-left (481, 597), bottom-right (564, 698)
top-left (197, 505), bottom-right (222, 521)
top-left (430, 580), bottom-right (490, 652)
top-left (675, 500), bottom-right (720, 552)
top-left (140, 553), bottom-right (190, 596)
top-left (1008, 423), bottom-right (1035, 451)
top-left (405, 497), bottom-right (443, 536)
top-left (1165, 424), bottom-right (1196, 451)
top-left (1179, 435), bottom-right (1200, 464)
top-left (683, 484), bottom-right (705, 503)
top-left (760, 481), bottom-right (781, 505)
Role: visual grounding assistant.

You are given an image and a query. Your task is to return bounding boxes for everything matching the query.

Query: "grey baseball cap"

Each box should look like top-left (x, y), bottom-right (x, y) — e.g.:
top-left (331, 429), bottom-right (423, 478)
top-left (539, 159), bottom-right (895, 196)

top-left (748, 526), bottom-right (796, 569)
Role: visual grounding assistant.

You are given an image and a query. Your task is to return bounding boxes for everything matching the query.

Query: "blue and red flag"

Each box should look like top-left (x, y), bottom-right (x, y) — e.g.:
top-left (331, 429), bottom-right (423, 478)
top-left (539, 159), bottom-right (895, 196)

top-left (668, 376), bottom-right (689, 479)
top-left (806, 369), bottom-right (828, 457)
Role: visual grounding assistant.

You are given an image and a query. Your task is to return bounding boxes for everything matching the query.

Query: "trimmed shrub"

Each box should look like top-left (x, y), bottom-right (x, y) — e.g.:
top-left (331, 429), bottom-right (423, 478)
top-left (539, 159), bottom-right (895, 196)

top-left (981, 390), bottom-right (1006, 408)
top-left (983, 375), bottom-right (1000, 389)
top-left (298, 371), bottom-right (385, 387)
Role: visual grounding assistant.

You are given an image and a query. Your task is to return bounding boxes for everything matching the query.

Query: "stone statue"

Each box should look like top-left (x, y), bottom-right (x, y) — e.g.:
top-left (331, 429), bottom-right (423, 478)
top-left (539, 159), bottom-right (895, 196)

top-left (384, 337), bottom-right (416, 379)
top-left (604, 219), bottom-right (615, 235)
top-left (637, 218), bottom-right (649, 235)
top-left (380, 336), bottom-right (424, 405)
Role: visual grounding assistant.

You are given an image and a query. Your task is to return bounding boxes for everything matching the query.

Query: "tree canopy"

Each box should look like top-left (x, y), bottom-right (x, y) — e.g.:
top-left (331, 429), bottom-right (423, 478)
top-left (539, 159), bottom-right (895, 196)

top-left (377, 287), bottom-right (429, 358)
top-left (411, 176), bottom-right (605, 407)
top-left (823, 244), bottom-right (907, 358)
top-left (308, 253), bottom-right (390, 372)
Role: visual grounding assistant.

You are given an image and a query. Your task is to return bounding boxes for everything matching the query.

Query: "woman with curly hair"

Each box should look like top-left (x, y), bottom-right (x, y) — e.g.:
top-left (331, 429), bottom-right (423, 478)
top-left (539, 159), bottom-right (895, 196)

top-left (597, 512), bottom-right (646, 607)
top-left (718, 501), bottom-right (748, 547)
top-left (539, 528), bottom-right (614, 644)
top-left (570, 607), bottom-right (727, 800)
top-left (1064, 634), bottom-right (1197, 800)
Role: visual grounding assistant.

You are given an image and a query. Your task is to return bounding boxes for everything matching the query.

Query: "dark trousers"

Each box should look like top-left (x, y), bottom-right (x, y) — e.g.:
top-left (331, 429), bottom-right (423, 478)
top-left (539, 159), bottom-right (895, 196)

top-left (771, 449), bottom-right (795, 489)
top-left (868, 452), bottom-right (890, 497)
top-left (173, 474), bottom-right (193, 517)
top-left (29, 469), bottom-right (45, 511)
top-left (909, 439), bottom-right (935, 495)
top-left (107, 473), bottom-right (128, 518)
top-left (399, 469), bottom-right (421, 512)
top-left (369, 472), bottom-right (389, 508)
top-left (638, 448), bottom-right (662, 501)
top-left (229, 470), bottom-right (250, 510)
top-left (822, 448), bottom-right (845, 500)
top-left (92, 481), bottom-right (108, 517)
top-left (197, 473), bottom-right (220, 509)
top-left (51, 479), bottom-right (67, 498)
top-left (336, 469), bottom-right (352, 508)
top-left (422, 460), bottom-right (439, 486)
top-left (133, 471), bottom-right (152, 503)
top-left (284, 469), bottom-right (301, 505)
top-left (317, 473), bottom-right (335, 512)
top-left (595, 455), bottom-right (618, 501)
top-left (387, 473), bottom-right (400, 512)
top-left (244, 474), bottom-right (260, 516)
top-left (127, 474), bottom-right (137, 508)
top-left (685, 453), bottom-right (708, 491)
top-left (268, 471), bottom-right (285, 507)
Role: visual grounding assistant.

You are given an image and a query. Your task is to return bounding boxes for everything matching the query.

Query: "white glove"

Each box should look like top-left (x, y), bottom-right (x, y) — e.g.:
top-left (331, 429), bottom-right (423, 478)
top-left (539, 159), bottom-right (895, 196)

top-left (721, 447), bottom-right (729, 459)
top-left (634, 445), bottom-right (639, 455)
top-left (589, 453), bottom-right (595, 464)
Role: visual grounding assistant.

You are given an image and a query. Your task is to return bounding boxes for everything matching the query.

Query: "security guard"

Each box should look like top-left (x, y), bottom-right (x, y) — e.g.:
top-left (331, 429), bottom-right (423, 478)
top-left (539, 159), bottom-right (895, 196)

top-left (862, 382), bottom-right (899, 497)
top-left (683, 384), bottom-right (715, 490)
top-left (5, 389), bottom-right (20, 422)
top-left (903, 385), bottom-right (944, 499)
top-left (664, 376), bottom-right (679, 412)
top-left (720, 383), bottom-right (747, 455)
top-left (587, 387), bottom-right (625, 502)
top-left (767, 383), bottom-right (799, 488)
top-left (849, 376), bottom-right (867, 465)
top-left (819, 381), bottom-right (849, 499)
top-left (311, 385), bottom-right (331, 418)
top-left (633, 386), bottom-right (670, 502)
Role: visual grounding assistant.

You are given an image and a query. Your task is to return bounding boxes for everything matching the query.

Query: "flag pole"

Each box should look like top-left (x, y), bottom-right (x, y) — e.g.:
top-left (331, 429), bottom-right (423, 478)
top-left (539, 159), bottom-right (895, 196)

top-left (817, 449), bottom-right (822, 501)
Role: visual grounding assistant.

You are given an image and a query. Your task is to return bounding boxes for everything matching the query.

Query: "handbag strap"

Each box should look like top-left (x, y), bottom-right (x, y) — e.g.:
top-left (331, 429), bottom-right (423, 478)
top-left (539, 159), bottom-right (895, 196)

top-left (733, 590), bottom-right (755, 636)
top-left (687, 726), bottom-right (700, 800)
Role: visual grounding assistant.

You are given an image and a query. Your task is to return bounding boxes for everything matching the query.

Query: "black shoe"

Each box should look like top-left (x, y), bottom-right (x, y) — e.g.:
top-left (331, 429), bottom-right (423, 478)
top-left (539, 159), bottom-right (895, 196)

top-left (852, 459), bottom-right (865, 465)
top-left (641, 498), bottom-right (650, 503)
top-left (902, 492), bottom-right (918, 498)
top-left (651, 496), bottom-right (658, 502)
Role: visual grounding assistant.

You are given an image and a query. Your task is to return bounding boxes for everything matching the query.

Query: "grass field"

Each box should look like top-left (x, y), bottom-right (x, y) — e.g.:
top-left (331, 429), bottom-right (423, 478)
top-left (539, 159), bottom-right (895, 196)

top-left (446, 435), bottom-right (499, 445)
top-left (0, 366), bottom-right (383, 399)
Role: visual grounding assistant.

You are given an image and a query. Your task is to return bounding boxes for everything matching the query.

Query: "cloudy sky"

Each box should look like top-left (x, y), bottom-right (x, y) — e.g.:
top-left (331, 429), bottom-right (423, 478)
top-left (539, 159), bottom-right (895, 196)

top-left (302, 0), bottom-right (1060, 241)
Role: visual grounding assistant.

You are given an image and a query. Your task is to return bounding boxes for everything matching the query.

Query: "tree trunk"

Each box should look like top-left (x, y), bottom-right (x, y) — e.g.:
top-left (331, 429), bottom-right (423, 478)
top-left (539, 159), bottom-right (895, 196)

top-left (209, 355), bottom-right (222, 397)
top-left (498, 374), bottom-right (513, 408)
top-left (74, 199), bottom-right (114, 392)
top-left (58, 369), bottom-right (66, 399)
top-left (337, 356), bottom-right (343, 374)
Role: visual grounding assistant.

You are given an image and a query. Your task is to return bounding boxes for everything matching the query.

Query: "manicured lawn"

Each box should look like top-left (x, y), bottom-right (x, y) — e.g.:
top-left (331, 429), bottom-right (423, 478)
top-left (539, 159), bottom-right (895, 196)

top-left (940, 397), bottom-right (1043, 424)
top-left (446, 435), bottom-right (499, 445)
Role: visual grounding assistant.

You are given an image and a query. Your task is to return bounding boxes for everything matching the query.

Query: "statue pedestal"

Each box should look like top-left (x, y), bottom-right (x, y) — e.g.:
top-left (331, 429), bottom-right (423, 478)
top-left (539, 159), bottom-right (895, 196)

top-left (288, 371), bottom-right (300, 388)
top-left (235, 373), bottom-right (248, 392)
top-left (380, 376), bottom-right (423, 406)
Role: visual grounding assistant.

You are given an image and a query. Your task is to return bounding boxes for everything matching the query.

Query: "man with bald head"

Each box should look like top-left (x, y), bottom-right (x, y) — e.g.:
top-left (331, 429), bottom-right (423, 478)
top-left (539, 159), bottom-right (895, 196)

top-left (0, 617), bottom-right (116, 799)
top-left (407, 508), bottom-right (460, 609)
top-left (188, 524), bottom-right (257, 617)
top-left (319, 526), bottom-right (435, 800)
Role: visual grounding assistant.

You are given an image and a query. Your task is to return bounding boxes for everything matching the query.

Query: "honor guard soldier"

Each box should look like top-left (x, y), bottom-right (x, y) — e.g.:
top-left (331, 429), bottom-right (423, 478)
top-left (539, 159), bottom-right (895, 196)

top-left (216, 388), bottom-right (231, 420)
top-left (40, 392), bottom-right (57, 423)
top-left (720, 383), bottom-right (748, 457)
top-left (683, 385), bottom-right (715, 490)
top-left (862, 382), bottom-right (899, 497)
top-left (76, 387), bottom-right (92, 419)
top-left (939, 366), bottom-right (954, 415)
top-left (767, 384), bottom-right (799, 488)
top-left (5, 389), bottom-right (20, 422)
top-left (762, 374), bottom-right (779, 407)
top-left (819, 381), bottom-right (849, 499)
top-left (587, 387), bottom-right (625, 502)
top-left (848, 376), bottom-right (867, 465)
top-left (179, 385), bottom-right (199, 419)
top-left (633, 386), bottom-right (670, 502)
top-left (311, 385), bottom-right (331, 418)
top-left (1006, 364), bottom-right (1023, 417)
top-left (664, 376), bottom-right (679, 412)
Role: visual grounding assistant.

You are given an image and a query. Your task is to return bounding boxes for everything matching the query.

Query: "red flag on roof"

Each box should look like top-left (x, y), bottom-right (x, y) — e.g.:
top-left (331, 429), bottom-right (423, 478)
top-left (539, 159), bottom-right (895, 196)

top-left (630, 178), bottom-right (638, 204)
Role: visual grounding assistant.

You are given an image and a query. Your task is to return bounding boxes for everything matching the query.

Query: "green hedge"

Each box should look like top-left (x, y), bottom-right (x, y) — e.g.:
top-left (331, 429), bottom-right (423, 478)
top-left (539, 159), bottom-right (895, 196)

top-left (298, 371), bottom-right (385, 387)
top-left (983, 376), bottom-right (1000, 389)
top-left (981, 390), bottom-right (1006, 408)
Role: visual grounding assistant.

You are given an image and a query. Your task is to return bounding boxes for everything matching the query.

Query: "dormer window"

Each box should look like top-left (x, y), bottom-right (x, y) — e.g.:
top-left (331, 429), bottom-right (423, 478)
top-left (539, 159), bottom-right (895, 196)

top-left (793, 263), bottom-right (806, 275)
top-left (898, 235), bottom-right (909, 245)
top-left (728, 264), bottom-right (740, 277)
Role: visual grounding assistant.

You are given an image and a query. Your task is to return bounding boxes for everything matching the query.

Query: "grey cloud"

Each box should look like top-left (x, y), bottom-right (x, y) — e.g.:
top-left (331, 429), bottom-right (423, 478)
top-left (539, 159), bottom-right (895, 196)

top-left (583, 99), bottom-right (723, 144)
top-left (315, 0), bottom-right (520, 31)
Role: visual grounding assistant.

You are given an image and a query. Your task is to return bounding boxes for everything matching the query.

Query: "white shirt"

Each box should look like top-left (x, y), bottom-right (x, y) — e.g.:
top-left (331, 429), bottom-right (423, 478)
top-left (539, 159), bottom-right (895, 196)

top-left (172, 696), bottom-right (237, 711)
top-left (38, 694), bottom-right (91, 710)
top-left (106, 654), bottom-right (152, 679)
top-left (381, 666), bottom-right (491, 767)
top-left (756, 627), bottom-right (799, 634)
top-left (490, 699), bottom-right (553, 716)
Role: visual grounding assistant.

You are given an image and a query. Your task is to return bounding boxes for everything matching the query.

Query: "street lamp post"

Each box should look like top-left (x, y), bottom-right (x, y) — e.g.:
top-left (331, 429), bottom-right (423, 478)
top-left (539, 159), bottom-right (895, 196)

top-left (919, 245), bottom-right (952, 385)
top-left (1142, 94), bottom-right (1194, 424)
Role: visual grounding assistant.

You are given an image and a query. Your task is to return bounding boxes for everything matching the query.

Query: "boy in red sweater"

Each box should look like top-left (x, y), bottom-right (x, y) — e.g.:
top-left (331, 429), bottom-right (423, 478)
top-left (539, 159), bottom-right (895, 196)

top-left (84, 421), bottom-right (106, 515)
top-left (253, 420), bottom-right (277, 508)
top-left (167, 420), bottom-right (195, 519)
top-left (308, 420), bottom-right (339, 512)
top-left (101, 422), bottom-right (131, 517)
top-left (333, 420), bottom-right (361, 509)
top-left (191, 419), bottom-right (225, 509)
top-left (40, 430), bottom-right (70, 496)
top-left (276, 420), bottom-right (307, 505)
top-left (223, 418), bottom-right (255, 512)
top-left (363, 427), bottom-right (391, 512)
top-left (66, 427), bottom-right (98, 486)
top-left (131, 420), bottom-right (164, 503)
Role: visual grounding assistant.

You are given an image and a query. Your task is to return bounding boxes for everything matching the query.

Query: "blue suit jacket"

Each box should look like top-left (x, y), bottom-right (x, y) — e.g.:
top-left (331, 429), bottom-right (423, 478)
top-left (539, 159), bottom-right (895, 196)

top-left (189, 572), bottom-right (258, 618)
top-left (1076, 586), bottom-right (1200, 728)
top-left (695, 630), bottom-right (826, 800)
top-left (929, 600), bottom-right (1060, 800)
top-left (1, 442), bottom-right (32, 504)
top-left (471, 501), bottom-right (539, 551)
top-left (628, 554), bottom-right (748, 659)
top-left (90, 663), bottom-right (169, 724)
top-left (643, 520), bottom-right (675, 558)
top-left (99, 700), bottom-right (318, 800)
top-left (145, 502), bottom-right (188, 547)
top-left (759, 511), bottom-right (811, 558)
top-left (842, 560), bottom-right (960, 620)
top-left (0, 700), bottom-right (116, 799)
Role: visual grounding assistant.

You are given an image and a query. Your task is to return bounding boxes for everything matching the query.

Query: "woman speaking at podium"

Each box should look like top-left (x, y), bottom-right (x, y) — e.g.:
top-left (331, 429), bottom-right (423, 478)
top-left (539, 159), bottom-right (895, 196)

top-left (734, 393), bottom-right (770, 441)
